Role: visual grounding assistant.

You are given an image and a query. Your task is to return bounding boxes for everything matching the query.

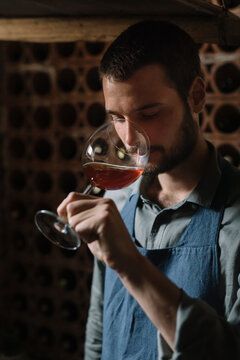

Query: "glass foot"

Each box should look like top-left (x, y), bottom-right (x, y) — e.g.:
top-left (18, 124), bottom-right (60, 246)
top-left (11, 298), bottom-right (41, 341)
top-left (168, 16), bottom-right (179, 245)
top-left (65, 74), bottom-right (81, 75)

top-left (35, 210), bottom-right (81, 250)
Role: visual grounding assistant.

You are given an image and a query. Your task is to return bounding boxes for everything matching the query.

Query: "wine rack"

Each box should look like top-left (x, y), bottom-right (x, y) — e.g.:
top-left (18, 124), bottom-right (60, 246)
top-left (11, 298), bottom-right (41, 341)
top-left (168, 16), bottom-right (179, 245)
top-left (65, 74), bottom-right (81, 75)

top-left (0, 33), bottom-right (239, 360)
top-left (0, 41), bottom-right (106, 360)
top-left (200, 42), bottom-right (240, 166)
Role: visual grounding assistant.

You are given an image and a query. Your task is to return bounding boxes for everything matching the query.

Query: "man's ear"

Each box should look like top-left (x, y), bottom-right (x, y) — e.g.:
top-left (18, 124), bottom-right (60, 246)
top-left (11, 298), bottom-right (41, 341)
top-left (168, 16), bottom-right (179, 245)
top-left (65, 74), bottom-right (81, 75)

top-left (188, 77), bottom-right (206, 113)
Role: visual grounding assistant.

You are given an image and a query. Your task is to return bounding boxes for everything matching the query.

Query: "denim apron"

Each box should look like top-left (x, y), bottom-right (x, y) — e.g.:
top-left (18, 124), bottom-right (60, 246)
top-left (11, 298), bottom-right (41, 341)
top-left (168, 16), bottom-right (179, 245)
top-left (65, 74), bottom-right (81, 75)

top-left (101, 159), bottom-right (230, 360)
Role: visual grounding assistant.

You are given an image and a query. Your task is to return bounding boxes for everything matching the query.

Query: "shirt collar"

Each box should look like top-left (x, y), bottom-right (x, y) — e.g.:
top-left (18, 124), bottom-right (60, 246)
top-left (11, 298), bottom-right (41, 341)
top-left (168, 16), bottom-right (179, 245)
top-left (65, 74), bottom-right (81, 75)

top-left (185, 142), bottom-right (221, 208)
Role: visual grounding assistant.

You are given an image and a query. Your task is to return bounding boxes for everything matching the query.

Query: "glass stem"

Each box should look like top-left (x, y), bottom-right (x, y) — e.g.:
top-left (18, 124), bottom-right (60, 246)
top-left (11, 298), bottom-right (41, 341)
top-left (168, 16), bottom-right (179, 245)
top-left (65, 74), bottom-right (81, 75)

top-left (83, 183), bottom-right (93, 195)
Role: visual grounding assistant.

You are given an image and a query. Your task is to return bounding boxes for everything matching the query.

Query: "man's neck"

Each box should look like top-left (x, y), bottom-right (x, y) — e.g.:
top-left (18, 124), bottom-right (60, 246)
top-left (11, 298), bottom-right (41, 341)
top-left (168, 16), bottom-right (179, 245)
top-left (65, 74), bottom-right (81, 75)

top-left (145, 139), bottom-right (209, 208)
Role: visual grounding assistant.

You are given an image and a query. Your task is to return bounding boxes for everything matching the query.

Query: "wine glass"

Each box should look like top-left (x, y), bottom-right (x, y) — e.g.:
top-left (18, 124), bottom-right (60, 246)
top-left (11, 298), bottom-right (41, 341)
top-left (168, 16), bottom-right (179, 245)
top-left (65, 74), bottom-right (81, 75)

top-left (35, 121), bottom-right (149, 250)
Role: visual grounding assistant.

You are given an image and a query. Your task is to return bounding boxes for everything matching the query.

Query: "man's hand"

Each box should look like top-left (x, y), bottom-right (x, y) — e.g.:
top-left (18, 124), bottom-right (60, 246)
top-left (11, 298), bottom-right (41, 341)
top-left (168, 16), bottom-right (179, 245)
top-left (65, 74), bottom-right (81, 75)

top-left (57, 192), bottom-right (138, 272)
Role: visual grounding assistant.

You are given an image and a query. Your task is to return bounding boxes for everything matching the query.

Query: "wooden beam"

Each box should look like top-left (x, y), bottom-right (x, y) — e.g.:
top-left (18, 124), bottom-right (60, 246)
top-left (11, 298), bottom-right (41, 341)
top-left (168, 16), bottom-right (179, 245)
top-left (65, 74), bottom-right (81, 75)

top-left (0, 16), bottom-right (238, 45)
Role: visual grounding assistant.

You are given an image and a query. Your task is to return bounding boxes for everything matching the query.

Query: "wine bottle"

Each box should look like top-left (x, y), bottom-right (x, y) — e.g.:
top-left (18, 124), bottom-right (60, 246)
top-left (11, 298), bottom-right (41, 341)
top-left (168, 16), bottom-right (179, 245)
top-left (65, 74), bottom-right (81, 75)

top-left (218, 144), bottom-right (240, 167)
top-left (59, 137), bottom-right (77, 159)
top-left (58, 269), bottom-right (77, 291)
top-left (35, 234), bottom-right (52, 255)
top-left (60, 333), bottom-right (78, 353)
top-left (33, 72), bottom-right (51, 96)
top-left (10, 201), bottom-right (27, 221)
top-left (214, 105), bottom-right (240, 133)
top-left (12, 263), bottom-right (27, 282)
top-left (9, 138), bottom-right (26, 159)
top-left (33, 106), bottom-right (52, 129)
top-left (31, 44), bottom-right (49, 62)
top-left (12, 230), bottom-right (26, 251)
top-left (7, 43), bottom-right (23, 62)
top-left (58, 171), bottom-right (77, 194)
top-left (13, 320), bottom-right (28, 342)
top-left (57, 103), bottom-right (77, 127)
top-left (57, 68), bottom-right (76, 92)
top-left (85, 41), bottom-right (105, 55)
top-left (34, 171), bottom-right (53, 193)
top-left (8, 106), bottom-right (25, 128)
top-left (37, 327), bottom-right (54, 347)
top-left (86, 66), bottom-right (102, 91)
top-left (35, 266), bottom-right (52, 287)
top-left (34, 139), bottom-right (53, 160)
top-left (7, 72), bottom-right (24, 95)
top-left (61, 300), bottom-right (79, 322)
top-left (12, 293), bottom-right (27, 311)
top-left (215, 63), bottom-right (240, 93)
top-left (87, 102), bottom-right (106, 127)
top-left (38, 298), bottom-right (54, 317)
top-left (10, 169), bottom-right (27, 191)
top-left (56, 42), bottom-right (76, 58)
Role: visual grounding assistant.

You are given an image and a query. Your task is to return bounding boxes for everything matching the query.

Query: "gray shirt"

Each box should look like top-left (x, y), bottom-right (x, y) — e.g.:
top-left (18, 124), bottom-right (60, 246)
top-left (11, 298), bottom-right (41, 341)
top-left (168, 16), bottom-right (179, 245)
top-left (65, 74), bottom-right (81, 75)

top-left (84, 144), bottom-right (240, 359)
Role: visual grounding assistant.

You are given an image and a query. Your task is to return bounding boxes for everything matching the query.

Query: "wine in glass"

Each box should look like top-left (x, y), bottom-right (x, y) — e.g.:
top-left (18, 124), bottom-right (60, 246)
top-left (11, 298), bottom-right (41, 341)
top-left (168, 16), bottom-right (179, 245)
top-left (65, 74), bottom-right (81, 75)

top-left (35, 121), bottom-right (149, 250)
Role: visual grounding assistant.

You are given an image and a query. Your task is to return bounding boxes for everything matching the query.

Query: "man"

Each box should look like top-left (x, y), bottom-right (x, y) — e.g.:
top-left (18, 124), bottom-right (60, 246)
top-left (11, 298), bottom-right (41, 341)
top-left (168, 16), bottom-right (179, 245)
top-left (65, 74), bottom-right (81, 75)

top-left (57, 21), bottom-right (240, 359)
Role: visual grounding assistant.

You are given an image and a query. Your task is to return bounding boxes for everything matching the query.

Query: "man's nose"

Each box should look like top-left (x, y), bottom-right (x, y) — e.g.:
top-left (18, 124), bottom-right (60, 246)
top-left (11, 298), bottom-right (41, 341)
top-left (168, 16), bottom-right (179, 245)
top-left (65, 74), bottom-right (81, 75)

top-left (124, 121), bottom-right (138, 146)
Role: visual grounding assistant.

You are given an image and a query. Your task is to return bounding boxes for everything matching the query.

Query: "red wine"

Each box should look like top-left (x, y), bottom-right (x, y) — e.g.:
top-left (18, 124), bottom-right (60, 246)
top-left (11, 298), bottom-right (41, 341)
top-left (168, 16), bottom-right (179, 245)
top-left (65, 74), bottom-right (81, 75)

top-left (83, 162), bottom-right (143, 190)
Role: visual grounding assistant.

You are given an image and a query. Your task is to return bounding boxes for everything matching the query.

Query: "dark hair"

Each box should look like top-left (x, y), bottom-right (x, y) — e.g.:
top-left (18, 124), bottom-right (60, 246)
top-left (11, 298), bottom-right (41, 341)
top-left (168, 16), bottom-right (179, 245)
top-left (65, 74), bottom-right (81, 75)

top-left (99, 20), bottom-right (203, 100)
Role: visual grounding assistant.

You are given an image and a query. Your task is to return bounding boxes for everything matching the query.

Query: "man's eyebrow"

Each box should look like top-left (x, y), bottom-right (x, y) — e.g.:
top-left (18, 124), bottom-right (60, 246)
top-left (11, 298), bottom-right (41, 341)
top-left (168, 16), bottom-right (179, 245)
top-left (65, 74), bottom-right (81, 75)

top-left (106, 103), bottom-right (163, 116)
top-left (135, 103), bottom-right (163, 112)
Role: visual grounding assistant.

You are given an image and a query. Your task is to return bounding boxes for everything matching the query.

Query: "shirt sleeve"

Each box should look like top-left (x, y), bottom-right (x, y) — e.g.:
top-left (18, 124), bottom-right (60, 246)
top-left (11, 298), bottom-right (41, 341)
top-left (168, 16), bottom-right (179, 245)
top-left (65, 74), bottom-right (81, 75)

top-left (84, 187), bottom-right (135, 359)
top-left (84, 258), bottom-right (105, 360)
top-left (172, 280), bottom-right (240, 359)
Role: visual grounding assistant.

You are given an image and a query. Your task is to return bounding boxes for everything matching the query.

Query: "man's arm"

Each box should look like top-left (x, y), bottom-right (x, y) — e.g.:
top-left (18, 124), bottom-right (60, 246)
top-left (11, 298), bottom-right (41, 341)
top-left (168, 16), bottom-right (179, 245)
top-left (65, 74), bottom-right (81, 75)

top-left (84, 258), bottom-right (105, 360)
top-left (84, 187), bottom-right (132, 359)
top-left (172, 288), bottom-right (240, 359)
top-left (58, 192), bottom-right (240, 356)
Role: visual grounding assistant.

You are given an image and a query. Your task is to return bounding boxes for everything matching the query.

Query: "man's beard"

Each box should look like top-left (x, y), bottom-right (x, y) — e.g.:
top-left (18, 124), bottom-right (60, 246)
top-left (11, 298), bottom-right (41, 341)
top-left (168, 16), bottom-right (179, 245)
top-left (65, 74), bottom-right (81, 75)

top-left (144, 105), bottom-right (198, 176)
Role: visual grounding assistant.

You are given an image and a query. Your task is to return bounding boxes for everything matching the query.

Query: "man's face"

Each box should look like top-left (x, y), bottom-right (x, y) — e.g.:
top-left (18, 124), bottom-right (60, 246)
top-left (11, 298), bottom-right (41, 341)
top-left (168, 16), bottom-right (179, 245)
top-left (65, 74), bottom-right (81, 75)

top-left (102, 64), bottom-right (199, 174)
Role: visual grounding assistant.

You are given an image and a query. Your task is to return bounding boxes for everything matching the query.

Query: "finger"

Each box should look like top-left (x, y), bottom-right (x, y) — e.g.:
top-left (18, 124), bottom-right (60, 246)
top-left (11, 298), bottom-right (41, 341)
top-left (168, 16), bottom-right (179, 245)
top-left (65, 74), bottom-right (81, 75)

top-left (70, 211), bottom-right (103, 245)
top-left (57, 191), bottom-right (96, 218)
top-left (68, 208), bottom-right (94, 234)
top-left (68, 198), bottom-right (117, 239)
top-left (57, 192), bottom-right (81, 218)
top-left (66, 198), bottom-right (101, 218)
